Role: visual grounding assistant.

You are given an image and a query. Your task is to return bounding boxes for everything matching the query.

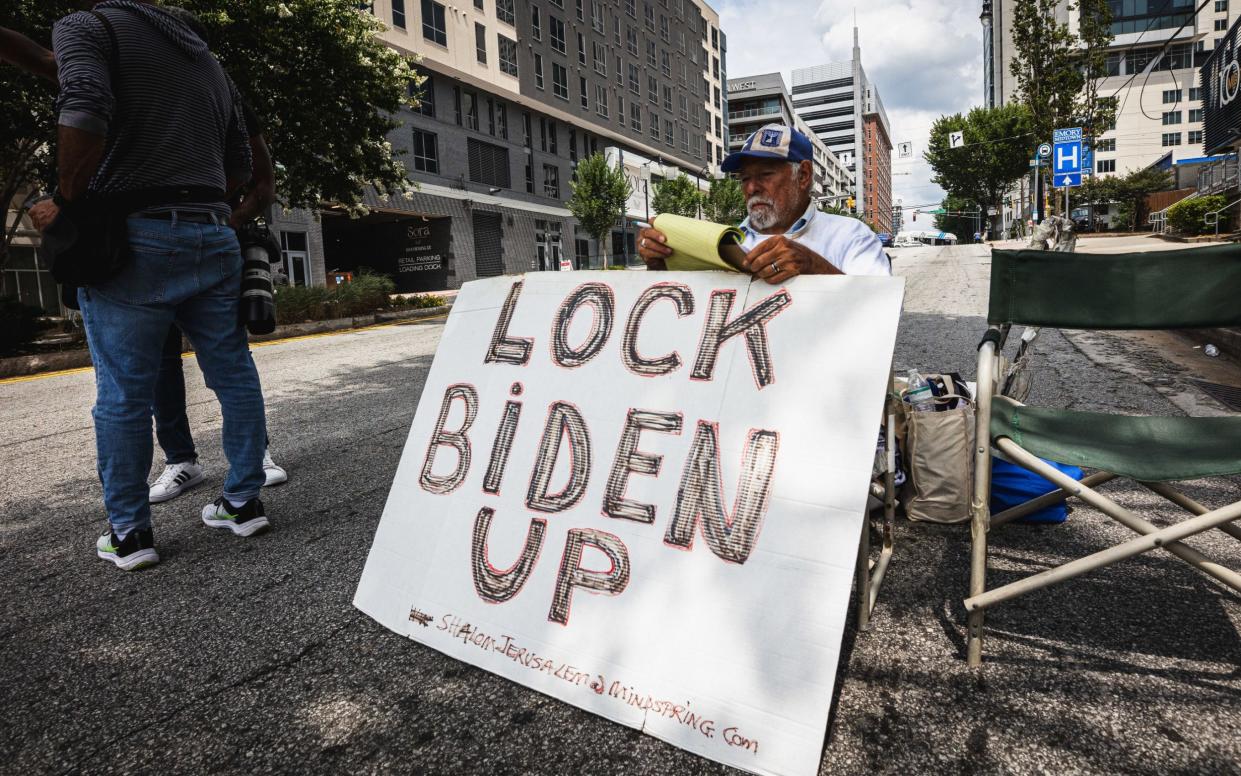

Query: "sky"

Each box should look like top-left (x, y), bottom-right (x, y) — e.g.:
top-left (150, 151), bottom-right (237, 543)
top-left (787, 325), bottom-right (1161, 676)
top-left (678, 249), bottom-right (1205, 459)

top-left (716, 0), bottom-right (985, 219)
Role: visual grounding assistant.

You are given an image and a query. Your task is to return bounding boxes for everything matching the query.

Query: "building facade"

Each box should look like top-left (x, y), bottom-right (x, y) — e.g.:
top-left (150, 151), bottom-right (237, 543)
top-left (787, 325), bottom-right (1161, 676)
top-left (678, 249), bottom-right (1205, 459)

top-left (790, 28), bottom-right (892, 231)
top-left (725, 72), bottom-right (854, 200)
top-left (988, 0), bottom-right (1237, 178)
top-left (301, 0), bottom-right (728, 289)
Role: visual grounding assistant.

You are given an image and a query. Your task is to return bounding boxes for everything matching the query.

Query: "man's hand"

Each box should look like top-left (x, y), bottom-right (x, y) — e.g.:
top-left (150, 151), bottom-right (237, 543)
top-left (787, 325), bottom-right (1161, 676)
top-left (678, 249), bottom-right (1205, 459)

top-left (29, 200), bottom-right (60, 232)
top-left (742, 236), bottom-right (842, 283)
top-left (636, 226), bottom-right (671, 271)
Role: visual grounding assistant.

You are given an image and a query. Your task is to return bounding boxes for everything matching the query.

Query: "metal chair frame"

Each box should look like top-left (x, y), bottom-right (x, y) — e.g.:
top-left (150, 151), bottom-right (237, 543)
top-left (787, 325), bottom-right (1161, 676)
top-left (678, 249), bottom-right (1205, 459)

top-left (856, 389), bottom-right (898, 632)
top-left (965, 324), bottom-right (1241, 666)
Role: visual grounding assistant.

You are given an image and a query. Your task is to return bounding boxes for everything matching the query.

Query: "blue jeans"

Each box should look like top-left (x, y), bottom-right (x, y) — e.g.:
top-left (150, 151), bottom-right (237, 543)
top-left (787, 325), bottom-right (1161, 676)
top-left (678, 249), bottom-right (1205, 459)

top-left (154, 323), bottom-right (198, 465)
top-left (79, 215), bottom-right (267, 537)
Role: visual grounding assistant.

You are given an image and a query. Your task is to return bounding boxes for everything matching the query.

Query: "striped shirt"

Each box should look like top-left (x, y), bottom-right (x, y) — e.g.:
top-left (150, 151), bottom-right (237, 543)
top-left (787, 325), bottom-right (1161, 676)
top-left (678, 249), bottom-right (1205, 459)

top-left (53, 1), bottom-right (251, 214)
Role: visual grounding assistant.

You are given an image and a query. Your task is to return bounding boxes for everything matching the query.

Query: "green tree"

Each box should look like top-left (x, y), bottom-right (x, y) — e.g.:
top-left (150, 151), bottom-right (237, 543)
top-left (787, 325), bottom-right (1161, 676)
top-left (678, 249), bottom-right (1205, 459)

top-left (1076, 0), bottom-right (1117, 138)
top-left (934, 194), bottom-right (982, 241)
top-left (819, 204), bottom-right (874, 231)
top-left (1009, 0), bottom-right (1083, 147)
top-left (1114, 167), bottom-right (1173, 230)
top-left (924, 104), bottom-right (1033, 236)
top-left (0, 0), bottom-right (73, 273)
top-left (1010, 0), bottom-right (1115, 146)
top-left (651, 173), bottom-right (701, 217)
top-left (180, 0), bottom-right (417, 213)
top-left (702, 176), bottom-right (745, 224)
top-left (567, 153), bottom-right (631, 267)
top-left (0, 0), bottom-right (417, 276)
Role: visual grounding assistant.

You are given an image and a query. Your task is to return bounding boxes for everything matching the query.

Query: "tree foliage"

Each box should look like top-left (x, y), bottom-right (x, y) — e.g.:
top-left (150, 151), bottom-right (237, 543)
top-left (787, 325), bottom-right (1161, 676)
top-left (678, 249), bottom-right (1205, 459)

top-left (819, 204), bottom-right (874, 231)
top-left (934, 194), bottom-right (981, 240)
top-left (0, 0), bottom-right (73, 270)
top-left (1167, 194), bottom-right (1227, 235)
top-left (702, 176), bottom-right (745, 224)
top-left (179, 0), bottom-right (417, 212)
top-left (0, 0), bottom-right (417, 272)
top-left (1079, 167), bottom-right (1173, 230)
top-left (651, 173), bottom-right (701, 218)
top-left (567, 153), bottom-right (631, 264)
top-left (1010, 0), bottom-right (1116, 145)
top-left (924, 104), bottom-right (1033, 235)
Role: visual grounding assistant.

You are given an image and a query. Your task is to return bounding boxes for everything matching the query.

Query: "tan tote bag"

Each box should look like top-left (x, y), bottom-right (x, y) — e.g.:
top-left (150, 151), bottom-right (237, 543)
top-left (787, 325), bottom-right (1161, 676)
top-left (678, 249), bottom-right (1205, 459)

top-left (901, 394), bottom-right (975, 524)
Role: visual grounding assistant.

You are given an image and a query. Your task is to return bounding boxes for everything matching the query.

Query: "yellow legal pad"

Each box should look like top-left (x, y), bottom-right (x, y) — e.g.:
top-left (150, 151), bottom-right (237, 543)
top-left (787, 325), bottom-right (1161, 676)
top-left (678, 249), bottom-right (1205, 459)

top-left (653, 213), bottom-right (747, 272)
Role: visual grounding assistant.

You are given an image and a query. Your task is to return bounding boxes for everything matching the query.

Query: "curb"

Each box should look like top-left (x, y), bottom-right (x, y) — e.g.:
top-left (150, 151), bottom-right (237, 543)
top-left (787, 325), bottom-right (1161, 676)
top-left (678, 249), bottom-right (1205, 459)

top-left (1184, 327), bottom-right (1241, 362)
top-left (0, 302), bottom-right (453, 380)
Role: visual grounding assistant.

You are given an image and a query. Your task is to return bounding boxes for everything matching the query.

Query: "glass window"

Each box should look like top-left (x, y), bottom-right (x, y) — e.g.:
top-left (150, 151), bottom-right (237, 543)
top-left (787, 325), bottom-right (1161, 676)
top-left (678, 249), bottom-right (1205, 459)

top-left (421, 0), bottom-right (447, 45)
top-left (594, 41), bottom-right (607, 75)
top-left (475, 23), bottom-right (487, 64)
top-left (1189, 129), bottom-right (1204, 144)
top-left (660, 14), bottom-right (669, 42)
top-left (648, 75), bottom-right (658, 103)
top-left (412, 129), bottom-right (439, 173)
top-left (535, 53), bottom-right (544, 89)
top-left (463, 90), bottom-right (478, 130)
top-left (663, 85), bottom-right (672, 111)
top-left (650, 110), bottom-right (659, 139)
top-left (1162, 89), bottom-right (1182, 103)
top-left (498, 34), bottom-right (518, 76)
top-left (627, 27), bottom-right (639, 56)
top-left (1189, 107), bottom-right (1204, 122)
top-left (412, 73), bottom-right (434, 117)
top-left (551, 17), bottom-right (566, 54)
top-left (553, 62), bottom-right (569, 99)
top-left (496, 0), bottom-right (514, 25)
top-left (1161, 132), bottom-right (1182, 146)
top-left (497, 103), bottom-right (508, 139)
top-left (1161, 110), bottom-right (1182, 125)
top-left (580, 76), bottom-right (589, 108)
top-left (576, 0), bottom-right (584, 22)
top-left (626, 0), bottom-right (636, 18)
top-left (592, 1), bottom-right (605, 33)
top-left (596, 84), bottom-right (609, 117)
top-left (647, 39), bottom-right (656, 67)
top-left (578, 32), bottom-right (586, 66)
top-left (644, 2), bottom-right (654, 31)
top-left (531, 6), bottom-right (541, 40)
top-left (661, 50), bottom-right (670, 77)
top-left (630, 102), bottom-right (642, 131)
top-left (393, 0), bottom-right (406, 28)
top-left (629, 63), bottom-right (640, 94)
top-left (544, 164), bottom-right (561, 198)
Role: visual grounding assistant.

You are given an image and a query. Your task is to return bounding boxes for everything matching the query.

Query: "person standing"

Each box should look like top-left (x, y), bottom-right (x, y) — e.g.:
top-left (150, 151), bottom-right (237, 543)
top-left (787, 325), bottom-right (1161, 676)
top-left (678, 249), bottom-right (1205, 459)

top-left (30, 0), bottom-right (272, 570)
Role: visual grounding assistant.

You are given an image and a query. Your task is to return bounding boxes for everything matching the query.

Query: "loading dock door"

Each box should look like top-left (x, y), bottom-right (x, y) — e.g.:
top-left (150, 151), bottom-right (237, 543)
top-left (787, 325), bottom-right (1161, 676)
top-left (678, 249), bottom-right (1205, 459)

top-left (472, 211), bottom-right (504, 278)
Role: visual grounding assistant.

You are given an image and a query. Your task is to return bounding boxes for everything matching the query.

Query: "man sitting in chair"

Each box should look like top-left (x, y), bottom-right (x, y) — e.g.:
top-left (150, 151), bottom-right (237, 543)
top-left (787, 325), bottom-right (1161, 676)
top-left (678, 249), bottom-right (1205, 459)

top-left (637, 123), bottom-right (891, 279)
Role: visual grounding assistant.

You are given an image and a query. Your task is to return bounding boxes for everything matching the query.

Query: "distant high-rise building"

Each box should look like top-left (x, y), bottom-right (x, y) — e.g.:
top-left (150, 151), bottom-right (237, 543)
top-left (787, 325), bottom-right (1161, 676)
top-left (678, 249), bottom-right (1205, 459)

top-left (725, 72), bottom-right (854, 201)
top-left (791, 28), bottom-right (893, 233)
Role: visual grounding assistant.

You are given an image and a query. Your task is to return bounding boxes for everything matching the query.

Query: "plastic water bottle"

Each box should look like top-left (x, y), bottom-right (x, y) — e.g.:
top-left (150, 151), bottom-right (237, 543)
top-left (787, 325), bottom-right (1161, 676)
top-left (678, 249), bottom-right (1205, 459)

top-left (906, 369), bottom-right (935, 412)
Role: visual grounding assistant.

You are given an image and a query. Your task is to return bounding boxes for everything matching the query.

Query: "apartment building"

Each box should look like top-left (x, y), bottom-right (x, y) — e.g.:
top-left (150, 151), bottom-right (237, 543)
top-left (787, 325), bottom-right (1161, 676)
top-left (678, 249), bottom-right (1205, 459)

top-left (292, 0), bottom-right (728, 290)
top-left (725, 72), bottom-right (855, 202)
top-left (988, 0), bottom-right (1237, 177)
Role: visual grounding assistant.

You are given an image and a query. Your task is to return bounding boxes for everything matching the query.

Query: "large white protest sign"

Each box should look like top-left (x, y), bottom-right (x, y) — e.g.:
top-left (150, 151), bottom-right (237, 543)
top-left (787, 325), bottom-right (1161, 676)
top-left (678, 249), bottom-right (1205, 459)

top-left (355, 271), bottom-right (904, 776)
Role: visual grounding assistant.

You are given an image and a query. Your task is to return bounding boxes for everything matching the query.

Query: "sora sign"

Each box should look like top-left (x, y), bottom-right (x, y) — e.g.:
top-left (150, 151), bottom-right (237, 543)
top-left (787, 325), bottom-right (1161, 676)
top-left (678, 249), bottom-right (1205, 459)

top-left (355, 270), bottom-right (904, 776)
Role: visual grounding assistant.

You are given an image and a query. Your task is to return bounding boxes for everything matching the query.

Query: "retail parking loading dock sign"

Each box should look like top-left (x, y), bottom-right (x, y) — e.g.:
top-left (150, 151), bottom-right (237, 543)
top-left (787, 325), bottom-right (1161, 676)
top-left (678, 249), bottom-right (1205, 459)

top-left (354, 271), bottom-right (905, 776)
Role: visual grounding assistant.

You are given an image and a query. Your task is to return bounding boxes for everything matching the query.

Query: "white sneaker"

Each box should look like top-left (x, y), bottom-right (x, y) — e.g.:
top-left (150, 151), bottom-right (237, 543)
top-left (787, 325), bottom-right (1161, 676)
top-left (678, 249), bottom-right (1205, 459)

top-left (262, 449), bottom-right (288, 487)
top-left (149, 461), bottom-right (206, 504)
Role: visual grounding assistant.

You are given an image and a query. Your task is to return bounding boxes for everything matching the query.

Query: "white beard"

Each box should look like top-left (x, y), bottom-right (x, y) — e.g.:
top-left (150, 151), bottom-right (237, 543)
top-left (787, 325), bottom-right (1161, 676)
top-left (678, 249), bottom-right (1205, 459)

top-left (747, 196), bottom-right (778, 230)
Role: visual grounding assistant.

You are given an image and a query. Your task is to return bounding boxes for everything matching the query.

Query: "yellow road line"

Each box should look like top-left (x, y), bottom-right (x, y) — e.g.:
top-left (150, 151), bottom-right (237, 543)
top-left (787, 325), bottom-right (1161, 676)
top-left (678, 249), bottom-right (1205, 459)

top-left (0, 312), bottom-right (449, 386)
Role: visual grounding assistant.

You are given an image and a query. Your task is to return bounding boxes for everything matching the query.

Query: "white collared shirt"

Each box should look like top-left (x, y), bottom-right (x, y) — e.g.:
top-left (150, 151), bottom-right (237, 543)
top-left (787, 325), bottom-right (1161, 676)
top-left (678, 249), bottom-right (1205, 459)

top-left (738, 202), bottom-right (892, 276)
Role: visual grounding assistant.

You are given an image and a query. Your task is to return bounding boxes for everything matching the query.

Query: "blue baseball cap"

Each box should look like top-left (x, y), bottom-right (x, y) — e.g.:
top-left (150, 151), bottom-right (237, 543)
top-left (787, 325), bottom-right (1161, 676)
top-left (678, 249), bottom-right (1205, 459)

top-left (721, 124), bottom-right (814, 172)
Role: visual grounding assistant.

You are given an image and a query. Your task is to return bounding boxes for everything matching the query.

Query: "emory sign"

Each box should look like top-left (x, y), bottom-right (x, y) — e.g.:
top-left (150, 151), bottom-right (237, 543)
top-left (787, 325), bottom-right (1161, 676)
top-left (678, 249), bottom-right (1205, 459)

top-left (355, 271), bottom-right (904, 776)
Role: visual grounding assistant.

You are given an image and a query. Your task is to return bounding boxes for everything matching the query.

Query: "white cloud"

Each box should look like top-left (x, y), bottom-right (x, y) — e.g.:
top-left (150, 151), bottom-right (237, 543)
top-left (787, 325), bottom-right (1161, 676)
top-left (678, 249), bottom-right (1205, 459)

top-left (717, 0), bottom-right (984, 216)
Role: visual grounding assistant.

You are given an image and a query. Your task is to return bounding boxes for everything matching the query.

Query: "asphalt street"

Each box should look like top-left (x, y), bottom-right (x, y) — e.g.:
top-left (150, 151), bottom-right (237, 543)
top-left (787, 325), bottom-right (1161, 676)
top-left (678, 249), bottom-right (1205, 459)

top-left (2, 238), bottom-right (1240, 775)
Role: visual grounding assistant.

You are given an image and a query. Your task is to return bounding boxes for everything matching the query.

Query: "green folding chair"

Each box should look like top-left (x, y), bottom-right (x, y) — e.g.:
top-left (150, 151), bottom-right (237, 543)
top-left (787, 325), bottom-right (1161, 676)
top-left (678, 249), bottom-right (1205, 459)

top-left (965, 243), bottom-right (1241, 667)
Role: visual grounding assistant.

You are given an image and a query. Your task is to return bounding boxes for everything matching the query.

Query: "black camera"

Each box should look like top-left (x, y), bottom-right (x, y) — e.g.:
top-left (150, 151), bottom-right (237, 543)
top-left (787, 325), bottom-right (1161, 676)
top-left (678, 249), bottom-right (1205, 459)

top-left (236, 220), bottom-right (278, 335)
